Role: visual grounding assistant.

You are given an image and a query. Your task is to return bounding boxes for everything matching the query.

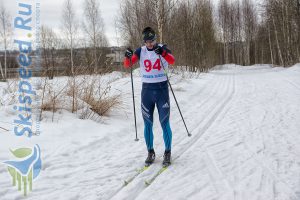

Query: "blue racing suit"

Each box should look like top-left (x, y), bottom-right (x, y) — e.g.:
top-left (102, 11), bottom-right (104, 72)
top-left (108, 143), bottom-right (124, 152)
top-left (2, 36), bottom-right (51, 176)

top-left (141, 81), bottom-right (172, 151)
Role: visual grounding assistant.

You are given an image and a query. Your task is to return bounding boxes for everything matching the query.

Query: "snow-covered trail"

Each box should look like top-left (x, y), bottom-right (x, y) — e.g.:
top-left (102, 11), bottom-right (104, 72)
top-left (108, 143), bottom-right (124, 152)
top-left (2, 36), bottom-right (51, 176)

top-left (0, 65), bottom-right (300, 200)
top-left (111, 65), bottom-right (300, 200)
top-left (111, 69), bottom-right (236, 200)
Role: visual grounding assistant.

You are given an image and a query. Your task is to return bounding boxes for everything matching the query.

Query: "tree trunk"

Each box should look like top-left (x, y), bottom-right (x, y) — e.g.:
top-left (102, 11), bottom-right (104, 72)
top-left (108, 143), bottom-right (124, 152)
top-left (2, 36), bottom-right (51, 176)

top-left (298, 0), bottom-right (300, 62)
top-left (272, 16), bottom-right (284, 66)
top-left (50, 47), bottom-right (55, 79)
top-left (70, 37), bottom-right (74, 75)
top-left (156, 0), bottom-right (164, 43)
top-left (94, 45), bottom-right (97, 74)
top-left (0, 62), bottom-right (4, 79)
top-left (3, 20), bottom-right (7, 79)
top-left (268, 23), bottom-right (274, 66)
top-left (72, 77), bottom-right (76, 113)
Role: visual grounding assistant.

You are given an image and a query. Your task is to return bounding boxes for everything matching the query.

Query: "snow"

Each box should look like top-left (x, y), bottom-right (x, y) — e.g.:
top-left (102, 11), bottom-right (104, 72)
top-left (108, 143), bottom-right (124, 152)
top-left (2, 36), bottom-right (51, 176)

top-left (1, 64), bottom-right (300, 200)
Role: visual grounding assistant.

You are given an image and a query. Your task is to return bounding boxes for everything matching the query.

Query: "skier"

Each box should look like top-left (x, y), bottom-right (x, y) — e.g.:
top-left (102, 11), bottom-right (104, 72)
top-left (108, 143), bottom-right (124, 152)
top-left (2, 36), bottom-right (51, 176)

top-left (123, 27), bottom-right (175, 167)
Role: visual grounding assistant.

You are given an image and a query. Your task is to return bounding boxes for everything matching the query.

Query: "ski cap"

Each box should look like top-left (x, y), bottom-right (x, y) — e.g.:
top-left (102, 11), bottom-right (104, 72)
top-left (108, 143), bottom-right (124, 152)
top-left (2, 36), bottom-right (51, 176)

top-left (142, 27), bottom-right (156, 41)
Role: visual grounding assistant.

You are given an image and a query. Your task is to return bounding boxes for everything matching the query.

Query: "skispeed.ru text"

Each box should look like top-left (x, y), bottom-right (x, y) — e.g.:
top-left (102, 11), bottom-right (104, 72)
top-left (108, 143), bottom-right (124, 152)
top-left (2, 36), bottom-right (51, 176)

top-left (13, 2), bottom-right (35, 137)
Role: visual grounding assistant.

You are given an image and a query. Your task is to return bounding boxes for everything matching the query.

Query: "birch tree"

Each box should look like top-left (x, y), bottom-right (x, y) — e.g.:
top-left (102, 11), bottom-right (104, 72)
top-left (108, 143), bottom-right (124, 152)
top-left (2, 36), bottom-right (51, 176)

top-left (62, 0), bottom-right (78, 75)
top-left (0, 1), bottom-right (12, 80)
top-left (40, 25), bottom-right (58, 79)
top-left (242, 0), bottom-right (257, 65)
top-left (83, 0), bottom-right (108, 73)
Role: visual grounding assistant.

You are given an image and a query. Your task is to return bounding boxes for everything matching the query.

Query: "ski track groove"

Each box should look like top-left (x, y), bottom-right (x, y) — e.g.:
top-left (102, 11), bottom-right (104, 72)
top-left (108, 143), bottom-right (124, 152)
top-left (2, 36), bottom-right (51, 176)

top-left (170, 74), bottom-right (217, 126)
top-left (199, 75), bottom-right (238, 199)
top-left (284, 79), bottom-right (300, 91)
top-left (184, 74), bottom-right (237, 199)
top-left (172, 74), bottom-right (226, 147)
top-left (173, 72), bottom-right (235, 161)
top-left (276, 71), bottom-right (300, 92)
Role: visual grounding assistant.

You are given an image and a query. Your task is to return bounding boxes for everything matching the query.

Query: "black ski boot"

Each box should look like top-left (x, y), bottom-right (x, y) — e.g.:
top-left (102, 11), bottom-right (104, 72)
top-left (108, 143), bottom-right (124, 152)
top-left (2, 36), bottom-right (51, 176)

top-left (162, 150), bottom-right (171, 167)
top-left (145, 149), bottom-right (155, 166)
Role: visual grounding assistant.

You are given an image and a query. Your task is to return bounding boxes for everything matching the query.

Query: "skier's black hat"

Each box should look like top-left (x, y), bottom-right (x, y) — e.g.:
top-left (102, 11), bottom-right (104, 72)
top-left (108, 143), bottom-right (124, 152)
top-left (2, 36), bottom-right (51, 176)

top-left (142, 27), bottom-right (156, 41)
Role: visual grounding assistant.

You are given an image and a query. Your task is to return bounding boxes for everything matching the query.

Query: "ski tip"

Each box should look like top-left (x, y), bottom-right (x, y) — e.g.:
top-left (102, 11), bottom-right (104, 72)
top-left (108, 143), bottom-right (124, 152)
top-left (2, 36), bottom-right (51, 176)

top-left (145, 180), bottom-right (151, 186)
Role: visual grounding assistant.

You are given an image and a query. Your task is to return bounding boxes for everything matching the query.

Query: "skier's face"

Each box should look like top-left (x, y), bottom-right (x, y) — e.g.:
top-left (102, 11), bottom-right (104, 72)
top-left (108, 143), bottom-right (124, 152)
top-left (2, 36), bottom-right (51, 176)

top-left (144, 39), bottom-right (156, 49)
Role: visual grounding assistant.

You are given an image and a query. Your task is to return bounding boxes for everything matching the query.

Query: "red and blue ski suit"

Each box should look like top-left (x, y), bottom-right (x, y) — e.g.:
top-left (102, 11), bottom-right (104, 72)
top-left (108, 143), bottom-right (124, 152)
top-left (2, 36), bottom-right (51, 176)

top-left (124, 44), bottom-right (175, 151)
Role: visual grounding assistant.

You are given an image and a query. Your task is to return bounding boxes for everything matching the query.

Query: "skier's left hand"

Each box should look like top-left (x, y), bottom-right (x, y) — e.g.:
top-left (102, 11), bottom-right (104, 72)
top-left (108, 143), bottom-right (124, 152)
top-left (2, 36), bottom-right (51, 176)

top-left (125, 48), bottom-right (133, 58)
top-left (154, 46), bottom-right (167, 57)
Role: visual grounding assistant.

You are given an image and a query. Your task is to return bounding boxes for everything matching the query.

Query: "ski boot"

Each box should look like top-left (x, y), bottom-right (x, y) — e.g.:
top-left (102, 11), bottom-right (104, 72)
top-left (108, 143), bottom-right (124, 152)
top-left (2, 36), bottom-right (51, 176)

top-left (145, 149), bottom-right (155, 167)
top-left (162, 150), bottom-right (171, 167)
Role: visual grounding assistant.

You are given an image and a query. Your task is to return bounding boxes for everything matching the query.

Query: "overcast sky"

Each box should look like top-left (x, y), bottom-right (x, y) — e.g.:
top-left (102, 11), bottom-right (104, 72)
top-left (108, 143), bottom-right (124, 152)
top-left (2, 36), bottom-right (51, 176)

top-left (2, 0), bottom-right (122, 46)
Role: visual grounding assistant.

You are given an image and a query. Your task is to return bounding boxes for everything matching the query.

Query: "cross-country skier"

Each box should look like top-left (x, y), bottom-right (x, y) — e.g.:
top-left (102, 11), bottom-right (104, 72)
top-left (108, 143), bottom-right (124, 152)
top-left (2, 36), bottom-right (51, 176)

top-left (123, 27), bottom-right (175, 167)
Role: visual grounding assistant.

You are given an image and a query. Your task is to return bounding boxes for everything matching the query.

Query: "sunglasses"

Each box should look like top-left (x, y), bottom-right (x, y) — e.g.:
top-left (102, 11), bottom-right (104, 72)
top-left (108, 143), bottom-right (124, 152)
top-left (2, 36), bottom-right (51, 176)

top-left (144, 39), bottom-right (155, 44)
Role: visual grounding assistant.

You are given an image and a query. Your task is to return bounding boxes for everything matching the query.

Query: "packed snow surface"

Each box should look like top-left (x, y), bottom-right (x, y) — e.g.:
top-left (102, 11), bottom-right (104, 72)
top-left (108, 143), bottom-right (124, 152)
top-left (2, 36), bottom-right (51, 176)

top-left (1, 64), bottom-right (300, 200)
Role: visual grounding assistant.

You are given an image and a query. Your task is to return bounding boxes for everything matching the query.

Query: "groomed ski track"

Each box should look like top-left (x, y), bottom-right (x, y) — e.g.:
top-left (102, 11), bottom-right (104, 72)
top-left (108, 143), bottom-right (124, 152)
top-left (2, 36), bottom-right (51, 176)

top-left (109, 65), bottom-right (300, 200)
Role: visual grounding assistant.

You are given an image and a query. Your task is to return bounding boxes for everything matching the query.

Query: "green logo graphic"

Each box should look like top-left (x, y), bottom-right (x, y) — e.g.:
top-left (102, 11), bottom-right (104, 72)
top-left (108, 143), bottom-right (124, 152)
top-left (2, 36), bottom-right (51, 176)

top-left (4, 145), bottom-right (42, 196)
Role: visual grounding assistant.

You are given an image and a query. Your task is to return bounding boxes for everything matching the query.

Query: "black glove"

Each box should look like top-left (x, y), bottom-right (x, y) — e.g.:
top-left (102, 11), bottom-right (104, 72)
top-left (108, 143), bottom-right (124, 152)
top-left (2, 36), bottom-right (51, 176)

top-left (154, 46), bottom-right (166, 57)
top-left (125, 48), bottom-right (133, 58)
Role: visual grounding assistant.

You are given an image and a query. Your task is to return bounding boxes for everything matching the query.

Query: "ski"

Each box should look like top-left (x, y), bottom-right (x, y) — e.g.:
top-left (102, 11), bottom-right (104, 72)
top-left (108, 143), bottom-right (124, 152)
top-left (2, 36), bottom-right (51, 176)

top-left (144, 165), bottom-right (168, 186)
top-left (123, 165), bottom-right (150, 186)
top-left (109, 164), bottom-right (152, 199)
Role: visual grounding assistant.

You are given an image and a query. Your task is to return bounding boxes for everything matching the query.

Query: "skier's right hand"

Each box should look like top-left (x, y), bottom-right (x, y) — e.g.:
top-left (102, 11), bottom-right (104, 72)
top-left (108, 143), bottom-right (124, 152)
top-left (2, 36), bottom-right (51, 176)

top-left (125, 48), bottom-right (133, 58)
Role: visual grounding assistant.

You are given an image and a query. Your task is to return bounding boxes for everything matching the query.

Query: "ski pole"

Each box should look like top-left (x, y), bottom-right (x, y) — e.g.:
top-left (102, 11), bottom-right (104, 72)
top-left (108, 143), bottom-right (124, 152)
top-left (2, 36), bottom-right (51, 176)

top-left (159, 55), bottom-right (191, 137)
top-left (130, 58), bottom-right (139, 141)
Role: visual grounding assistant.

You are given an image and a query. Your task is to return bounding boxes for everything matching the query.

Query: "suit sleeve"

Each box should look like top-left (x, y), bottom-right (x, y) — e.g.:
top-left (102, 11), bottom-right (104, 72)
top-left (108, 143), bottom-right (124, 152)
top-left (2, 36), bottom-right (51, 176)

top-left (123, 47), bottom-right (141, 68)
top-left (162, 45), bottom-right (175, 65)
top-left (123, 54), bottom-right (138, 68)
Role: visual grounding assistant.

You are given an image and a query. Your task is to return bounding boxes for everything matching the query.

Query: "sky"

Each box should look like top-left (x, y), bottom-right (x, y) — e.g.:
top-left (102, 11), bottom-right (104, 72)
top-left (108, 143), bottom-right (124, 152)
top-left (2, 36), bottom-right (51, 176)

top-left (2, 0), bottom-right (122, 46)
